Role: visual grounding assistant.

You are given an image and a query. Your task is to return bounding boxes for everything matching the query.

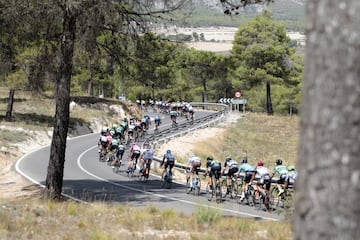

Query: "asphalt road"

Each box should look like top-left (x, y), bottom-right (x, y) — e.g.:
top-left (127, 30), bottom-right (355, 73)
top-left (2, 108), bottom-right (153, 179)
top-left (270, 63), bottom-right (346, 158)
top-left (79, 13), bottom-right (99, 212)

top-left (16, 110), bottom-right (283, 221)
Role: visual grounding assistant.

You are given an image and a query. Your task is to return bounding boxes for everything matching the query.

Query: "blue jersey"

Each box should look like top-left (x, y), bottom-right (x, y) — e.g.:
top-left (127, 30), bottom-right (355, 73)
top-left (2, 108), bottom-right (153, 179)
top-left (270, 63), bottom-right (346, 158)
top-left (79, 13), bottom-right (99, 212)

top-left (237, 163), bottom-right (256, 174)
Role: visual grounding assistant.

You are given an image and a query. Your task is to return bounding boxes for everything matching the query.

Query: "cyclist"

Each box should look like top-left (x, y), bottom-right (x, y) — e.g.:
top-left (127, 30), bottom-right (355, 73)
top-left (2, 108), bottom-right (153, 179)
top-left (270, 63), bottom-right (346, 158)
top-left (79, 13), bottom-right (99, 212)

top-left (287, 165), bottom-right (297, 189)
top-left (139, 145), bottom-right (153, 177)
top-left (169, 107), bottom-right (178, 125)
top-left (237, 157), bottom-right (256, 201)
top-left (187, 153), bottom-right (202, 188)
top-left (120, 118), bottom-right (128, 131)
top-left (141, 116), bottom-right (148, 131)
top-left (160, 149), bottom-right (175, 180)
top-left (134, 118), bottom-right (143, 138)
top-left (154, 115), bottom-right (161, 130)
top-left (98, 129), bottom-right (109, 153)
top-left (112, 140), bottom-right (125, 168)
top-left (222, 157), bottom-right (239, 194)
top-left (144, 115), bottom-right (151, 129)
top-left (205, 156), bottom-right (222, 192)
top-left (270, 159), bottom-right (289, 196)
top-left (107, 138), bottom-right (119, 163)
top-left (254, 160), bottom-right (271, 199)
top-left (187, 104), bottom-right (194, 120)
top-left (126, 142), bottom-right (141, 173)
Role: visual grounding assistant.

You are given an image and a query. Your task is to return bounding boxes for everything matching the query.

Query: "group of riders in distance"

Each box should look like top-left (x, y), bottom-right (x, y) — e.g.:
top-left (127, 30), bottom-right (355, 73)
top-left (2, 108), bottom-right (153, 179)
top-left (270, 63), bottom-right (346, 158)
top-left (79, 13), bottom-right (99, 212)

top-left (97, 101), bottom-right (194, 180)
top-left (96, 100), bottom-right (297, 210)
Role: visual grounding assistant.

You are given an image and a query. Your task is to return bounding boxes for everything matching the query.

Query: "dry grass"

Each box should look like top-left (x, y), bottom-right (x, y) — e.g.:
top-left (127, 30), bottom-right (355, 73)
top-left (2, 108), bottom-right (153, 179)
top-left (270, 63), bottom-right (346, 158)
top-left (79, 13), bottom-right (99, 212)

top-left (0, 199), bottom-right (292, 240)
top-left (190, 113), bottom-right (299, 169)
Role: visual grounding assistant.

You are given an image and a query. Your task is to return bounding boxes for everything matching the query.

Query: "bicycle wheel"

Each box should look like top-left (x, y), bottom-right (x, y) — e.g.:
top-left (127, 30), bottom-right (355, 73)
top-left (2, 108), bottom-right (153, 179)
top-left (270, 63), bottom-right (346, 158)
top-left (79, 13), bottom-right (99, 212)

top-left (206, 183), bottom-right (213, 201)
top-left (194, 175), bottom-right (201, 196)
top-left (113, 161), bottom-right (120, 173)
top-left (270, 187), bottom-right (281, 207)
top-left (254, 190), bottom-right (265, 211)
top-left (215, 181), bottom-right (222, 203)
top-left (107, 153), bottom-right (114, 166)
top-left (186, 175), bottom-right (192, 194)
top-left (264, 190), bottom-right (274, 212)
top-left (143, 167), bottom-right (149, 182)
top-left (166, 172), bottom-right (172, 189)
top-left (246, 185), bottom-right (256, 206)
top-left (236, 181), bottom-right (244, 204)
top-left (230, 181), bottom-right (239, 200)
top-left (221, 178), bottom-right (228, 198)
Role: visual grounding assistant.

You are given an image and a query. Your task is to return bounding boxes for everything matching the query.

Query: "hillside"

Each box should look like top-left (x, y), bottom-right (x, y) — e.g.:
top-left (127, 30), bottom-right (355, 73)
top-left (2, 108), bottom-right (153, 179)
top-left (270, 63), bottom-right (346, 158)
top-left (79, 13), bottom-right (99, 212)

top-left (180, 0), bottom-right (305, 31)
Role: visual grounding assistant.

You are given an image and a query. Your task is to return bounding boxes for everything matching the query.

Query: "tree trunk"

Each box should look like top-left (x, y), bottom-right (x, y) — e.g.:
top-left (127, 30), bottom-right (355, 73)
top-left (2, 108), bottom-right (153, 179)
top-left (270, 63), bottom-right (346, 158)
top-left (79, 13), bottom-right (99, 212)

top-left (266, 81), bottom-right (273, 115)
top-left (45, 4), bottom-right (77, 200)
top-left (202, 77), bottom-right (207, 103)
top-left (87, 60), bottom-right (93, 96)
top-left (294, 1), bottom-right (360, 239)
top-left (5, 89), bottom-right (15, 121)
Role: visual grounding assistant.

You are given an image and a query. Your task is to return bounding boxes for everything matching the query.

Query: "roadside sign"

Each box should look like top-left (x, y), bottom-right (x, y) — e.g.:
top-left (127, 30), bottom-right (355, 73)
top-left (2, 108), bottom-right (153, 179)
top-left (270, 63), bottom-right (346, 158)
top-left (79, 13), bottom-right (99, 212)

top-left (219, 98), bottom-right (233, 104)
top-left (232, 99), bottom-right (247, 105)
top-left (234, 90), bottom-right (242, 98)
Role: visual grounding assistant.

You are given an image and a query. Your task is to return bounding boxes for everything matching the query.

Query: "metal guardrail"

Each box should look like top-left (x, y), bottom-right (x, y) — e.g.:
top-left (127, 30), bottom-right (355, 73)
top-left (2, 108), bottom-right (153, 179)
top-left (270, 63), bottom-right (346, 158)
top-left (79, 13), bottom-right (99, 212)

top-left (146, 102), bottom-right (227, 172)
top-left (142, 102), bottom-right (287, 186)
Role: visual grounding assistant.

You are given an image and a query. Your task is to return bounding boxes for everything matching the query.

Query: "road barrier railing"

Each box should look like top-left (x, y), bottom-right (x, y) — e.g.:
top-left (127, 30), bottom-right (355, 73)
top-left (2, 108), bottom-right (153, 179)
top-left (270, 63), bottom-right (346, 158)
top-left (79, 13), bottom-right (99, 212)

top-left (143, 102), bottom-right (287, 186)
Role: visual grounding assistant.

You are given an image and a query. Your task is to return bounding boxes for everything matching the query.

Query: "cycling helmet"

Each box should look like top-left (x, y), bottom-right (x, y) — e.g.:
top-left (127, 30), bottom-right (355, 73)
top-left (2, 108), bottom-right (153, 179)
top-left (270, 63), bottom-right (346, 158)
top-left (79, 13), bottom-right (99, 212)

top-left (166, 149), bottom-right (171, 154)
top-left (101, 129), bottom-right (106, 135)
top-left (276, 159), bottom-right (283, 165)
top-left (257, 160), bottom-right (264, 166)
top-left (207, 156), bottom-right (214, 161)
top-left (241, 157), bottom-right (248, 164)
top-left (225, 157), bottom-right (231, 162)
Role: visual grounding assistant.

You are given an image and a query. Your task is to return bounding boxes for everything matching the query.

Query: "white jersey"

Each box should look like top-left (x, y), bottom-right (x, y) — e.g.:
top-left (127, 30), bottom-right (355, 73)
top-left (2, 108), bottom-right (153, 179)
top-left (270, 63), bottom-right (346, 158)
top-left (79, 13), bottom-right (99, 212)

top-left (227, 160), bottom-right (238, 169)
top-left (100, 136), bottom-right (107, 142)
top-left (188, 156), bottom-right (201, 164)
top-left (256, 166), bottom-right (270, 179)
top-left (143, 149), bottom-right (153, 160)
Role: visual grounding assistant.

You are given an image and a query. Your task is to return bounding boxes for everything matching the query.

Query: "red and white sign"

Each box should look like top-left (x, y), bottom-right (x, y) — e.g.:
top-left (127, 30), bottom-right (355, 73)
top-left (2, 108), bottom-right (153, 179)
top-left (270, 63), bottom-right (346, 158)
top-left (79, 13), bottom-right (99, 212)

top-left (234, 90), bottom-right (242, 98)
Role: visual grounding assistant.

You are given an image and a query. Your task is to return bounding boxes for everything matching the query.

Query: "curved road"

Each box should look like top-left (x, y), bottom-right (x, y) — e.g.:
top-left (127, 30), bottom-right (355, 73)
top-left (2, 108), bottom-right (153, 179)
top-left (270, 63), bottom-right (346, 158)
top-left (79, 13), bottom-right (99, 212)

top-left (16, 110), bottom-right (283, 221)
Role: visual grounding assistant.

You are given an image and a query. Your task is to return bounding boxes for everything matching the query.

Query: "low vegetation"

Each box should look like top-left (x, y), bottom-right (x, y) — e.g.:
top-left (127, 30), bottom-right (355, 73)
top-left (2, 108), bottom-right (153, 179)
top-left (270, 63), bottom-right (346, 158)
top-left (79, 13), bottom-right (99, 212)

top-left (176, 112), bottom-right (299, 171)
top-left (0, 199), bottom-right (292, 239)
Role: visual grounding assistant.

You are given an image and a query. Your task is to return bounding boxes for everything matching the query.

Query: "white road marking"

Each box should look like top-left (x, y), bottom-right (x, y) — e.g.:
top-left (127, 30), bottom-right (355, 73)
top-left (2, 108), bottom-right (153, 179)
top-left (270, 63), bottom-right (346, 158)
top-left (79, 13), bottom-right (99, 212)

top-left (77, 145), bottom-right (279, 221)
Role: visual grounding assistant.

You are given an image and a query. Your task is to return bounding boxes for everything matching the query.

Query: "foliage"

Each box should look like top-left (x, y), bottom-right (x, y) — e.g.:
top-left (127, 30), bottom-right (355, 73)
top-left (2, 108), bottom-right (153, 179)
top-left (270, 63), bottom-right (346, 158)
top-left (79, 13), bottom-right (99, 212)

top-left (194, 206), bottom-right (222, 224)
top-left (229, 10), bottom-right (303, 114)
top-left (0, 199), bottom-right (293, 239)
top-left (0, 0), bottom-right (304, 112)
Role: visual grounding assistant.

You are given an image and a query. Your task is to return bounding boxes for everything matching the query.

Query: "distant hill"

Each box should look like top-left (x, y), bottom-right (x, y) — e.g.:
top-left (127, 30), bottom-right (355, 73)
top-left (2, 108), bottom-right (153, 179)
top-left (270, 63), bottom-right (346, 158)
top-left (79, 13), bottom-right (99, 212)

top-left (178, 0), bottom-right (305, 32)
